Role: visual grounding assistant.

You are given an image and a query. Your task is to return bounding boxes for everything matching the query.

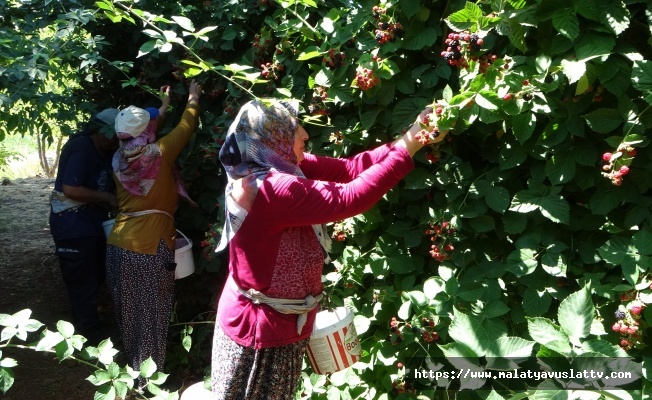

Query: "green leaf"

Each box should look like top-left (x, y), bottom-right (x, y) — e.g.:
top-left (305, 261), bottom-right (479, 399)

top-left (499, 142), bottom-right (528, 170)
top-left (561, 59), bottom-right (586, 84)
top-left (545, 152), bottom-right (576, 185)
top-left (469, 215), bottom-right (496, 233)
top-left (315, 69), bottom-right (333, 87)
top-left (57, 320), bottom-right (75, 338)
top-left (139, 357), bottom-right (157, 378)
top-left (511, 112), bottom-right (537, 144)
top-left (632, 61), bottom-right (652, 105)
top-left (403, 27), bottom-right (438, 50)
top-left (404, 168), bottom-right (435, 190)
top-left (510, 190), bottom-right (570, 224)
top-left (574, 33), bottom-right (616, 62)
top-left (423, 277), bottom-right (446, 299)
top-left (557, 288), bottom-right (594, 346)
top-left (0, 367), bottom-right (15, 394)
top-left (439, 342), bottom-right (479, 359)
top-left (397, 300), bottom-right (412, 320)
top-left (632, 229), bottom-right (652, 256)
top-left (582, 108), bottom-right (623, 133)
top-left (475, 90), bottom-right (502, 111)
top-left (486, 336), bottom-right (535, 361)
top-left (484, 185), bottom-right (510, 213)
top-left (387, 255), bottom-right (417, 274)
top-left (523, 288), bottom-right (552, 316)
top-left (171, 16), bottom-right (195, 32)
top-left (506, 248), bottom-right (538, 277)
top-left (526, 317), bottom-right (572, 355)
top-left (399, 0), bottom-right (422, 19)
top-left (552, 9), bottom-right (579, 40)
top-left (448, 309), bottom-right (492, 357)
top-left (446, 2), bottom-right (483, 31)
top-left (297, 48), bottom-right (322, 61)
top-left (541, 252), bottom-right (567, 277)
top-left (597, 0), bottom-right (631, 35)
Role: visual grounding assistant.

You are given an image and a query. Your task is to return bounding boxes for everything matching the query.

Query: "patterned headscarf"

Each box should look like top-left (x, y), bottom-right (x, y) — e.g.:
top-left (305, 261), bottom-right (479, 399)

top-left (215, 99), bottom-right (331, 261)
top-left (112, 107), bottom-right (195, 205)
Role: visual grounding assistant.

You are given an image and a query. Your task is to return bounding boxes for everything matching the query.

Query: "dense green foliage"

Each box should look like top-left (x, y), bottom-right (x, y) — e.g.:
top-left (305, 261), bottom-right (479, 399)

top-left (1, 0), bottom-right (652, 399)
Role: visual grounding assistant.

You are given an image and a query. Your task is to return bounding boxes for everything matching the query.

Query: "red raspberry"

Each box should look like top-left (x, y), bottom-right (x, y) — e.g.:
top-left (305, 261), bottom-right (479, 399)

top-left (630, 305), bottom-right (642, 315)
top-left (620, 166), bottom-right (630, 175)
top-left (503, 93), bottom-right (512, 101)
top-left (611, 323), bottom-right (620, 332)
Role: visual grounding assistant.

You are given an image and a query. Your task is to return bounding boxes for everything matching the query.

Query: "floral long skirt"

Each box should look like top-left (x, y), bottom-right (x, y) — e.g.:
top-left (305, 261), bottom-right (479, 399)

top-left (106, 240), bottom-right (175, 381)
top-left (211, 323), bottom-right (308, 400)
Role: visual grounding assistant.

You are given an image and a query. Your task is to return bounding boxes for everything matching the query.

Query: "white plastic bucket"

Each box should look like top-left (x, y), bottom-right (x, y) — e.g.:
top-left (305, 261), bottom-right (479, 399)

top-left (102, 219), bottom-right (115, 238)
top-left (180, 381), bottom-right (212, 399)
top-left (174, 230), bottom-right (195, 280)
top-left (306, 307), bottom-right (360, 374)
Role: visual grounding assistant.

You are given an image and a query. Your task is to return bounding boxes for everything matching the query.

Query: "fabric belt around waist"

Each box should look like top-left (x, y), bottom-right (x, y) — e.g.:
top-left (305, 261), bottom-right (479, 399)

top-left (119, 209), bottom-right (174, 220)
top-left (232, 279), bottom-right (323, 335)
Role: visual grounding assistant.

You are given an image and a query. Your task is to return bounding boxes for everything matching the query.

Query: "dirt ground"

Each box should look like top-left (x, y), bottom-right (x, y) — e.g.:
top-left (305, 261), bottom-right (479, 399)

top-left (0, 177), bottom-right (213, 399)
top-left (0, 177), bottom-right (212, 400)
top-left (0, 177), bottom-right (106, 399)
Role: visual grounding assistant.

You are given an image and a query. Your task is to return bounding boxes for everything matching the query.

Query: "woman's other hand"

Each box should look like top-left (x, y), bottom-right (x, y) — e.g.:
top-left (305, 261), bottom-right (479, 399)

top-left (160, 85), bottom-right (171, 110)
top-left (188, 80), bottom-right (202, 104)
top-left (394, 106), bottom-right (449, 156)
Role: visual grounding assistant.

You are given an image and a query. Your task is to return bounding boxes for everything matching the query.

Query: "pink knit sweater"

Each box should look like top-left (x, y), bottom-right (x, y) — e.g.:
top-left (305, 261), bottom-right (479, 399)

top-left (217, 143), bottom-right (414, 348)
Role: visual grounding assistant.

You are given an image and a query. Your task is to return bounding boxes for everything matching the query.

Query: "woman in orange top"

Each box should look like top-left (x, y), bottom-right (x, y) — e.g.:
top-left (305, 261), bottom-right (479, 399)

top-left (106, 80), bottom-right (202, 385)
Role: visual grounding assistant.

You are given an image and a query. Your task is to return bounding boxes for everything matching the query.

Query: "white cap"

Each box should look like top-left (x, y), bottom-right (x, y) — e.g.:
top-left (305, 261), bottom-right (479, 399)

top-left (115, 105), bottom-right (150, 138)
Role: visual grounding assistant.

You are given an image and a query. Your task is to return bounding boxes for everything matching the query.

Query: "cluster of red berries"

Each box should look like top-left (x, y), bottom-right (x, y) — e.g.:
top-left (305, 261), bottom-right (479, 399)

top-left (611, 297), bottom-right (646, 351)
top-left (416, 317), bottom-right (440, 342)
top-left (413, 111), bottom-right (441, 145)
top-left (306, 86), bottom-right (330, 115)
top-left (601, 146), bottom-right (636, 186)
top-left (252, 34), bottom-right (274, 68)
top-left (200, 223), bottom-right (219, 260)
top-left (424, 145), bottom-right (441, 163)
top-left (386, 317), bottom-right (405, 345)
top-left (477, 53), bottom-right (499, 74)
top-left (385, 316), bottom-right (440, 345)
top-left (426, 221), bottom-right (456, 261)
top-left (354, 68), bottom-right (380, 91)
top-left (391, 378), bottom-right (416, 395)
top-left (331, 220), bottom-right (352, 241)
top-left (374, 21), bottom-right (404, 45)
top-left (323, 48), bottom-right (346, 70)
top-left (260, 61), bottom-right (284, 80)
top-left (440, 31), bottom-right (482, 68)
top-left (371, 5), bottom-right (386, 19)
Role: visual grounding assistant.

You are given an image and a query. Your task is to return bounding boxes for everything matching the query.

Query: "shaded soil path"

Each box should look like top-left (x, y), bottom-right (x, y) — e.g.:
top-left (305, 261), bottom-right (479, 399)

top-left (0, 177), bottom-right (105, 399)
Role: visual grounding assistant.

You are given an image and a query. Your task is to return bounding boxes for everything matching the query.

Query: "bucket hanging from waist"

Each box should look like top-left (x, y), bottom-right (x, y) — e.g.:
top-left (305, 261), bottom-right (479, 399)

top-left (232, 279), bottom-right (323, 335)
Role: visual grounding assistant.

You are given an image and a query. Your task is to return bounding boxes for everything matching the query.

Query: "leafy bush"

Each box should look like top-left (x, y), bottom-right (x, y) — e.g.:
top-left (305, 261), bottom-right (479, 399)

top-left (2, 0), bottom-right (652, 399)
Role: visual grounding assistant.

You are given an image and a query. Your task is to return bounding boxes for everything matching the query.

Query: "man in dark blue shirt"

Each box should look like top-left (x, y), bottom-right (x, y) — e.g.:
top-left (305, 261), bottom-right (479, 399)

top-left (49, 108), bottom-right (119, 345)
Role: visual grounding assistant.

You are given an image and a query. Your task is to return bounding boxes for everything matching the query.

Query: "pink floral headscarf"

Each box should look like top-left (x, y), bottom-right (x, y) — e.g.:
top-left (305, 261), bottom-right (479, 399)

top-left (112, 107), bottom-right (194, 205)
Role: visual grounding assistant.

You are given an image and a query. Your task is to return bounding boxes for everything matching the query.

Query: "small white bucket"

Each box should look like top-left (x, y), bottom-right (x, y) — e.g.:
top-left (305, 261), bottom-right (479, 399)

top-left (306, 307), bottom-right (360, 374)
top-left (102, 219), bottom-right (115, 238)
top-left (174, 230), bottom-right (194, 280)
top-left (180, 381), bottom-right (212, 400)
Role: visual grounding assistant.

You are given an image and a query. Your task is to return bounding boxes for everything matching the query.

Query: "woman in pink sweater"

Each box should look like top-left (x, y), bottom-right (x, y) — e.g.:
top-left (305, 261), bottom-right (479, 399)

top-left (212, 99), bottom-right (445, 399)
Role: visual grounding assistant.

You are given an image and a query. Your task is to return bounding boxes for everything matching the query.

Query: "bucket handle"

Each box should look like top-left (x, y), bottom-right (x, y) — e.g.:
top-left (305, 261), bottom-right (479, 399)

top-left (176, 229), bottom-right (190, 243)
